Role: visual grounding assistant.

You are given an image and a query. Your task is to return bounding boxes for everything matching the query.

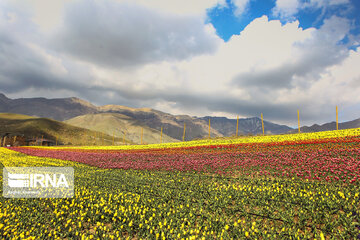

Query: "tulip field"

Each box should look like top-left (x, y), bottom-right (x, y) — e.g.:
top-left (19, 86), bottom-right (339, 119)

top-left (1, 129), bottom-right (360, 239)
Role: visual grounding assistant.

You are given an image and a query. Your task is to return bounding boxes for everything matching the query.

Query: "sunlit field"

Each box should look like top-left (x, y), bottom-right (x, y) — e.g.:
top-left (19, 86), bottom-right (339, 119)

top-left (1, 129), bottom-right (360, 239)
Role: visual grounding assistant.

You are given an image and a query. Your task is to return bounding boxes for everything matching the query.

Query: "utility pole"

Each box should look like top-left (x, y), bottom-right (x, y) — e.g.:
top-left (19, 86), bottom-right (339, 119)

top-left (183, 123), bottom-right (186, 141)
top-left (336, 106), bottom-right (339, 130)
top-left (261, 113), bottom-right (265, 136)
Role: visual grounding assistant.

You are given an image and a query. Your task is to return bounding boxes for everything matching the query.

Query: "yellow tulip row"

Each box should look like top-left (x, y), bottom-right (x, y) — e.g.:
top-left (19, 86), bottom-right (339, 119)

top-left (34, 127), bottom-right (360, 150)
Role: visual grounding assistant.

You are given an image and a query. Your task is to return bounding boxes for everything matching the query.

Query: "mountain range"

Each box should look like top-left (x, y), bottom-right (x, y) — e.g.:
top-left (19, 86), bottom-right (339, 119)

top-left (289, 118), bottom-right (360, 133)
top-left (1, 93), bottom-right (359, 144)
top-left (0, 93), bottom-right (97, 121)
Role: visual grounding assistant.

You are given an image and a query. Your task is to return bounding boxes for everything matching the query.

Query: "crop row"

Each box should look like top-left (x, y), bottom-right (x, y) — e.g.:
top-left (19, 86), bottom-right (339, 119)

top-left (34, 128), bottom-right (360, 151)
top-left (0, 148), bottom-right (359, 239)
top-left (11, 136), bottom-right (360, 184)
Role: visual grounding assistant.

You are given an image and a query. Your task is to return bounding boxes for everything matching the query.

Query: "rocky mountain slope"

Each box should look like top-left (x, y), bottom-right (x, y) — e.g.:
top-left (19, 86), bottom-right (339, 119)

top-left (65, 113), bottom-right (179, 144)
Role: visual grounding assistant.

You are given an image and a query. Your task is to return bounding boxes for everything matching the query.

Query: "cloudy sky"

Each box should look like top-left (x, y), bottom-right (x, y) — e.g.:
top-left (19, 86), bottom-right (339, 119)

top-left (1, 0), bottom-right (359, 126)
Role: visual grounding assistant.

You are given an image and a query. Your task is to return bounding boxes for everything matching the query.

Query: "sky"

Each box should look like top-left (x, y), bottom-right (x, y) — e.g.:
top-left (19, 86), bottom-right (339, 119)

top-left (0, 0), bottom-right (360, 126)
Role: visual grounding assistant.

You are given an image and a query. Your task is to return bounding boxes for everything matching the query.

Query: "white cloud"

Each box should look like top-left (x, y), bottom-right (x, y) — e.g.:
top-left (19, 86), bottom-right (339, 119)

top-left (273, 0), bottom-right (300, 19)
top-left (6, 0), bottom-right (226, 32)
top-left (5, 0), bottom-right (72, 32)
top-left (273, 0), bottom-right (351, 19)
top-left (232, 0), bottom-right (251, 16)
top-left (304, 0), bottom-right (350, 8)
top-left (329, 0), bottom-right (350, 4)
top-left (322, 47), bottom-right (360, 104)
top-left (118, 0), bottom-right (227, 16)
top-left (52, 0), bottom-right (221, 69)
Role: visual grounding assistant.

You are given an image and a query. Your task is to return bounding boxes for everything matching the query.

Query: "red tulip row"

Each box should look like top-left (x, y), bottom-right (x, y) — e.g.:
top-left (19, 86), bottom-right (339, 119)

top-left (10, 137), bottom-right (360, 183)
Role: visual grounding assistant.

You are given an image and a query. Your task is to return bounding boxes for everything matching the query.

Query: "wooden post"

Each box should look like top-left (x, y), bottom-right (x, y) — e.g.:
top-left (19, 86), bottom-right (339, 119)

top-left (13, 136), bottom-right (17, 145)
top-left (336, 106), bottom-right (338, 130)
top-left (41, 135), bottom-right (44, 146)
top-left (182, 123), bottom-right (186, 141)
top-left (3, 136), bottom-right (7, 147)
top-left (56, 136), bottom-right (58, 146)
top-left (112, 131), bottom-right (115, 145)
top-left (141, 128), bottom-right (143, 145)
top-left (236, 116), bottom-right (239, 137)
top-left (160, 127), bottom-right (163, 144)
top-left (208, 118), bottom-right (211, 139)
top-left (297, 110), bottom-right (301, 134)
top-left (261, 113), bottom-right (265, 136)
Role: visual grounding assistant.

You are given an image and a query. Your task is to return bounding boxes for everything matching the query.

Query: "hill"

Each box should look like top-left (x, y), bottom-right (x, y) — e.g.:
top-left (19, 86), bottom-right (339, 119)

top-left (289, 118), bottom-right (360, 133)
top-left (0, 113), bottom-right (131, 145)
top-left (65, 113), bottom-right (179, 144)
top-left (98, 105), bottom-right (224, 140)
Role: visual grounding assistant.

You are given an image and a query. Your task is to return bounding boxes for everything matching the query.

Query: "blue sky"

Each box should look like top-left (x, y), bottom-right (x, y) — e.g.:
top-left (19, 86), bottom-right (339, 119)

top-left (207, 0), bottom-right (276, 41)
top-left (207, 0), bottom-right (360, 44)
top-left (1, 0), bottom-right (360, 126)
